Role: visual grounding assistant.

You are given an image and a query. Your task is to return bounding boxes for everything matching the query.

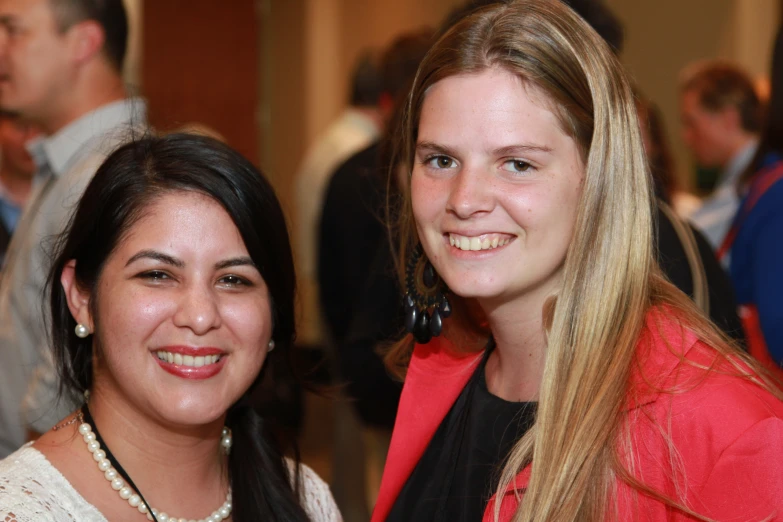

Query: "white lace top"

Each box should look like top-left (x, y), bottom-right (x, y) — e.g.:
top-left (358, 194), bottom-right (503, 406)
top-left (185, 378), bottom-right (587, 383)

top-left (0, 444), bottom-right (342, 522)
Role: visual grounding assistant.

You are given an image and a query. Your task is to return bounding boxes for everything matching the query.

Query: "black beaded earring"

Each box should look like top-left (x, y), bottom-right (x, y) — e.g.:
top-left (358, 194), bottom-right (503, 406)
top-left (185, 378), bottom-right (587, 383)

top-left (404, 244), bottom-right (452, 344)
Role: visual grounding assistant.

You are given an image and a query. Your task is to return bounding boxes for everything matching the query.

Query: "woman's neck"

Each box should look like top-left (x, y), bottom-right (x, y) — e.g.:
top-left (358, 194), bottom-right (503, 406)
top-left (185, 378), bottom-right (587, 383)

top-left (87, 387), bottom-right (229, 507)
top-left (480, 292), bottom-right (550, 403)
top-left (36, 386), bottom-right (230, 520)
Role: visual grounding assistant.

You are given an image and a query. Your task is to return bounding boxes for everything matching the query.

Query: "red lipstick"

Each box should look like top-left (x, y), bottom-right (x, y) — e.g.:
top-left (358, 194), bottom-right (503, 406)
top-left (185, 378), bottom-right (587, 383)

top-left (153, 346), bottom-right (227, 380)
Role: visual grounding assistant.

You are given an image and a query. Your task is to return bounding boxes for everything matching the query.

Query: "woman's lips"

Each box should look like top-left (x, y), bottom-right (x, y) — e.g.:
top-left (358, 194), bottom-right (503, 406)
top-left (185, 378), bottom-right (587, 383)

top-left (152, 347), bottom-right (227, 380)
top-left (447, 232), bottom-right (515, 251)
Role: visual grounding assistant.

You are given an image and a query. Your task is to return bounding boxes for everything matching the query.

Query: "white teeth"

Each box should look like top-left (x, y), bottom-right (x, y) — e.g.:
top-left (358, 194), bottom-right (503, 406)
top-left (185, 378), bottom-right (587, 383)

top-left (155, 351), bottom-right (221, 367)
top-left (449, 234), bottom-right (512, 251)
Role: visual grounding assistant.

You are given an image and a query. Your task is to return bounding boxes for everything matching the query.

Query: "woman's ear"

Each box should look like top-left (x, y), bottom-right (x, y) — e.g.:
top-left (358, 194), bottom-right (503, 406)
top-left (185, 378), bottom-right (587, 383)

top-left (61, 260), bottom-right (93, 332)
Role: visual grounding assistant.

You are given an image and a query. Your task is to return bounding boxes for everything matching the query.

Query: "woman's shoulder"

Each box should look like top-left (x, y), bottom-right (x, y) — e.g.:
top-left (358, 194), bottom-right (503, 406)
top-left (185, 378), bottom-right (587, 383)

top-left (633, 308), bottom-right (783, 436)
top-left (628, 313), bottom-right (783, 519)
top-left (0, 443), bottom-right (106, 522)
top-left (286, 459), bottom-right (343, 522)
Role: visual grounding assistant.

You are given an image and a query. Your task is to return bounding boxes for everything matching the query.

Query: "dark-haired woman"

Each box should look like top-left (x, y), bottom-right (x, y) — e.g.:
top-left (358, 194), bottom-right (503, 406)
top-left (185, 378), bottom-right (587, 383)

top-left (723, 27), bottom-right (783, 366)
top-left (0, 134), bottom-right (341, 521)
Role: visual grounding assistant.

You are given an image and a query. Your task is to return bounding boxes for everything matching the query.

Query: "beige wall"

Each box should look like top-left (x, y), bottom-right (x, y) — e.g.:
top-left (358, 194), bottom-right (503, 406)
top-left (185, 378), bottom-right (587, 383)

top-left (122, 0), bottom-right (143, 89)
top-left (607, 0), bottom-right (779, 188)
top-left (304, 0), bottom-right (459, 145)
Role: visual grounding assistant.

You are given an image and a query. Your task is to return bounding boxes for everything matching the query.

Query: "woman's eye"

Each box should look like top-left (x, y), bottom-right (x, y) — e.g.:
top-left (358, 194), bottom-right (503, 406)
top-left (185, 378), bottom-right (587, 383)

top-left (141, 270), bottom-right (169, 281)
top-left (426, 155), bottom-right (456, 169)
top-left (503, 159), bottom-right (532, 173)
top-left (219, 275), bottom-right (248, 287)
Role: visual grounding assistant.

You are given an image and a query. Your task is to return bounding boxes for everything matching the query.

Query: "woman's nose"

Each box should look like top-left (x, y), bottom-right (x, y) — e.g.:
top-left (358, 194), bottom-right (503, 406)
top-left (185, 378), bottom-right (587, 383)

top-left (445, 166), bottom-right (495, 219)
top-left (172, 282), bottom-right (222, 335)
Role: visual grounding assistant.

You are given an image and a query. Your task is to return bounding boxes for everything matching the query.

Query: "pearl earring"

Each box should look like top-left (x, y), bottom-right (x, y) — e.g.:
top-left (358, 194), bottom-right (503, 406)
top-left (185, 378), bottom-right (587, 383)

top-left (267, 339), bottom-right (275, 351)
top-left (74, 324), bottom-right (91, 338)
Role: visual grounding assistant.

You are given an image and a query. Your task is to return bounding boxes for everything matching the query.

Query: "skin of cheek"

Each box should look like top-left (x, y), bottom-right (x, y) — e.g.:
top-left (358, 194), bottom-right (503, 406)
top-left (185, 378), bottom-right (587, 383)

top-left (89, 283), bottom-right (171, 398)
top-left (88, 282), bottom-right (270, 420)
top-left (219, 298), bottom-right (272, 380)
top-left (411, 172), bottom-right (446, 265)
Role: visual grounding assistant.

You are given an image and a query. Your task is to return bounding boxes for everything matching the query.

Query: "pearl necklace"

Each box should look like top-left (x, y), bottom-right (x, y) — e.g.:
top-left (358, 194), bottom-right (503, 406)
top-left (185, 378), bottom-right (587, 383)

top-left (77, 419), bottom-right (234, 522)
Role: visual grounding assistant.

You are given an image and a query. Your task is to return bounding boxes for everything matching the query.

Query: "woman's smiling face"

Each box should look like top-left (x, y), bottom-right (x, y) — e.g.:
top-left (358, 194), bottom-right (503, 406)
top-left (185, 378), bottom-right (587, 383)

top-left (411, 67), bottom-right (585, 309)
top-left (75, 190), bottom-right (273, 427)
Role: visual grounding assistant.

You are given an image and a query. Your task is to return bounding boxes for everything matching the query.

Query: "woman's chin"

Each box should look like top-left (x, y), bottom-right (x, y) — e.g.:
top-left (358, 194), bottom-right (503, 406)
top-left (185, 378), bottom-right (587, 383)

top-left (146, 395), bottom-right (231, 429)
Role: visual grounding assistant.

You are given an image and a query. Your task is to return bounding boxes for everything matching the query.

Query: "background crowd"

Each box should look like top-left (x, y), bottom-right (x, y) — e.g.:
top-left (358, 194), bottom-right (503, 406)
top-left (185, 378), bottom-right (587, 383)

top-left (0, 0), bottom-right (781, 521)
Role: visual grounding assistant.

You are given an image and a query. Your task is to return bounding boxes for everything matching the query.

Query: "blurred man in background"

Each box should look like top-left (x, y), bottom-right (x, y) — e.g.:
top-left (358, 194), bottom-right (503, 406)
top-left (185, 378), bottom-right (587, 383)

top-left (680, 61), bottom-right (762, 251)
top-left (0, 111), bottom-right (36, 264)
top-left (0, 0), bottom-right (146, 457)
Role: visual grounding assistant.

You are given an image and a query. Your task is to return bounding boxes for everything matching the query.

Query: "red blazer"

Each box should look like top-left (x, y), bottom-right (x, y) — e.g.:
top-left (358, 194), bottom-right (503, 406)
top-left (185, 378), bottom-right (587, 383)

top-left (372, 310), bottom-right (783, 521)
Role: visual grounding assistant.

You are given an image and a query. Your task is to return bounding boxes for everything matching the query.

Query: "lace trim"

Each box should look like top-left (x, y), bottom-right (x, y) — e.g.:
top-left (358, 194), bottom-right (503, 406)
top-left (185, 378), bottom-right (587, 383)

top-left (0, 445), bottom-right (341, 522)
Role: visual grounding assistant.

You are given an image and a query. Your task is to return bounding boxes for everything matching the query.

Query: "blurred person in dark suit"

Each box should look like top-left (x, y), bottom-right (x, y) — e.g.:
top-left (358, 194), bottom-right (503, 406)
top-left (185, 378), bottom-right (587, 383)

top-left (295, 53), bottom-right (384, 348)
top-left (318, 29), bottom-right (434, 515)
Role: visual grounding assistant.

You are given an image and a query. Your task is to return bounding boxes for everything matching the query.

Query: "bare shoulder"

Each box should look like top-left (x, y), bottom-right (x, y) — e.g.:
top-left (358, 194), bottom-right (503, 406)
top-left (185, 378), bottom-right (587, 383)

top-left (285, 458), bottom-right (343, 522)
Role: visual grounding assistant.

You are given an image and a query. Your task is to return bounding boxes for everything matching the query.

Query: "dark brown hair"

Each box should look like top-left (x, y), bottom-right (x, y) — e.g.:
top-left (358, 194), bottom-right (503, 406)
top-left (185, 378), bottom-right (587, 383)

top-left (47, 133), bottom-right (311, 521)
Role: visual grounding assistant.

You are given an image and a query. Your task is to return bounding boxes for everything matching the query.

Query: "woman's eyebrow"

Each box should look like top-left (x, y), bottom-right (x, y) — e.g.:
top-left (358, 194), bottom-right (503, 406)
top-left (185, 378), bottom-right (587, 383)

top-left (125, 250), bottom-right (183, 268)
top-left (416, 141), bottom-right (553, 157)
top-left (493, 144), bottom-right (553, 156)
top-left (415, 141), bottom-right (459, 157)
top-left (215, 257), bottom-right (256, 270)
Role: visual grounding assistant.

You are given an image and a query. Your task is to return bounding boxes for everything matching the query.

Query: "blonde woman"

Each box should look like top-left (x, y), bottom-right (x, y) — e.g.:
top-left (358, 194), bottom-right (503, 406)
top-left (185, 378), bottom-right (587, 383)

top-left (372, 1), bottom-right (783, 521)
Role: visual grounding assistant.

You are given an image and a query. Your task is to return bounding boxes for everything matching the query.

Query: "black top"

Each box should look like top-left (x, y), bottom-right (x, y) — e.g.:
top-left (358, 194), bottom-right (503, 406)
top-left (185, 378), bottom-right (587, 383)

top-left (655, 205), bottom-right (746, 345)
top-left (318, 142), bottom-right (386, 344)
top-left (387, 347), bottom-right (537, 522)
top-left (317, 142), bottom-right (403, 429)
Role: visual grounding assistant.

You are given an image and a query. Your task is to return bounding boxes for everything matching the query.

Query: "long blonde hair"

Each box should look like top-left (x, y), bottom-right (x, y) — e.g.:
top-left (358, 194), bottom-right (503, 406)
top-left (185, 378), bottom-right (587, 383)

top-left (386, 1), bottom-right (781, 520)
